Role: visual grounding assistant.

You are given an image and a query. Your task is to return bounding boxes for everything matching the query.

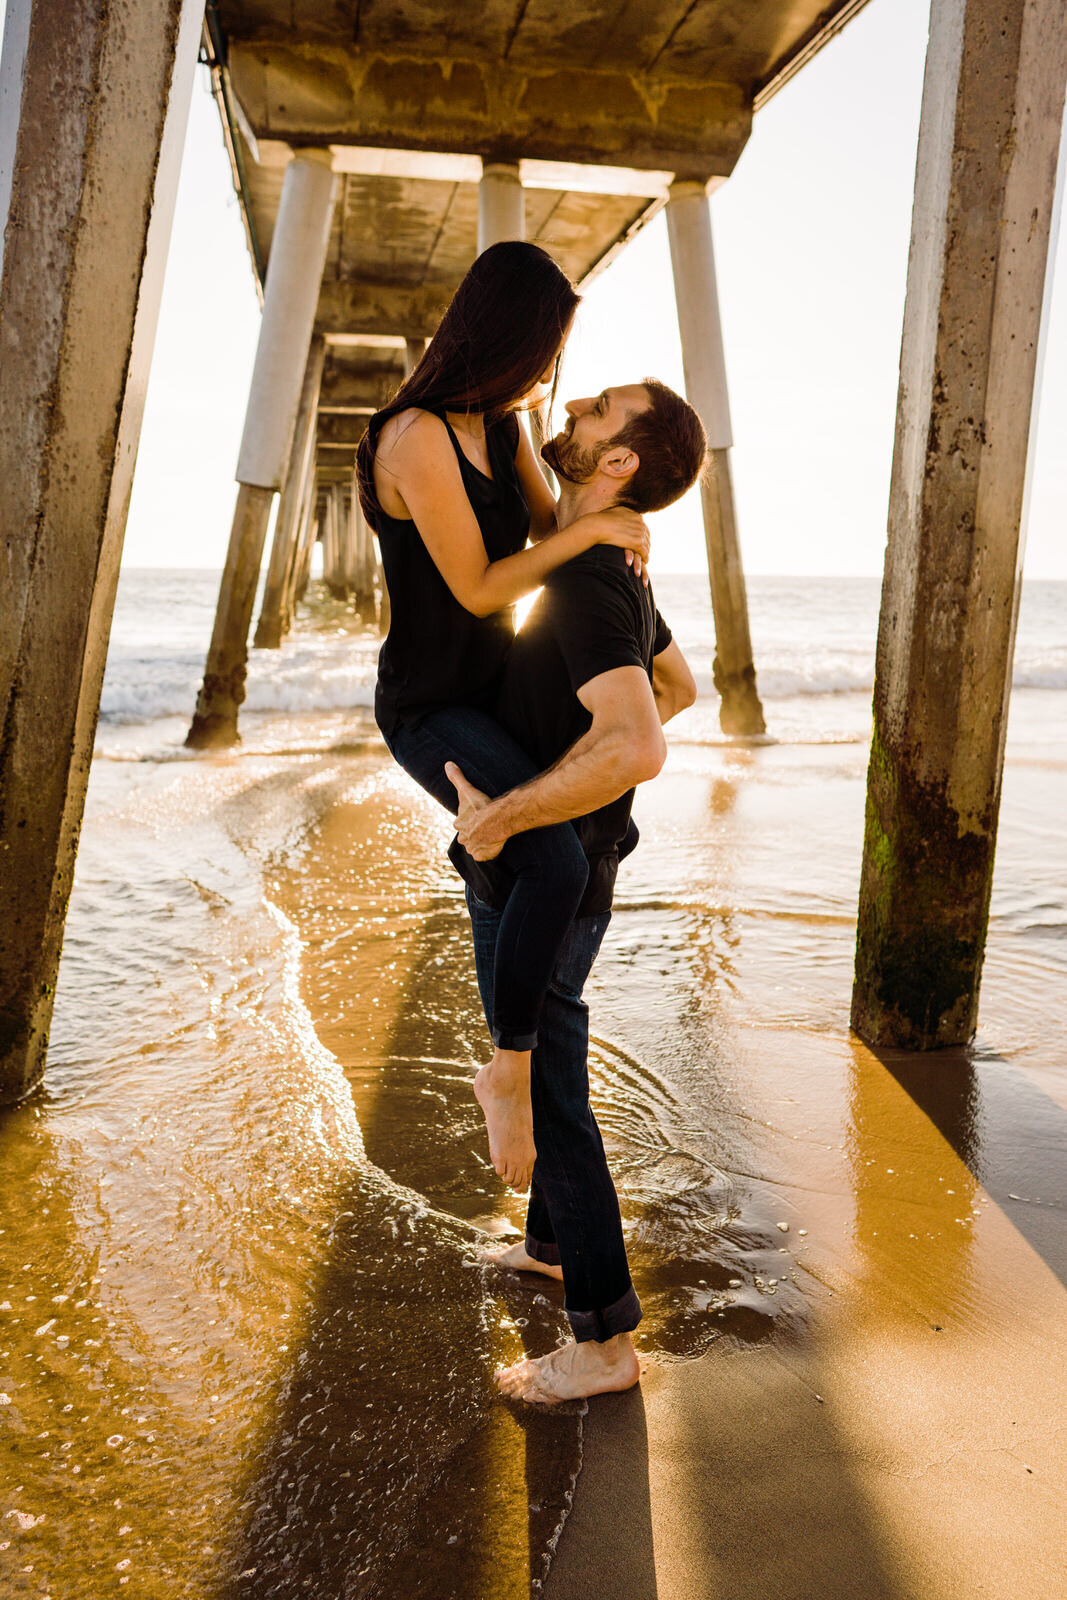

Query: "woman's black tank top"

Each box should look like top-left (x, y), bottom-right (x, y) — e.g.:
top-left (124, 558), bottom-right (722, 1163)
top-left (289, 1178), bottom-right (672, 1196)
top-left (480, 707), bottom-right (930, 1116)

top-left (372, 410), bottom-right (531, 738)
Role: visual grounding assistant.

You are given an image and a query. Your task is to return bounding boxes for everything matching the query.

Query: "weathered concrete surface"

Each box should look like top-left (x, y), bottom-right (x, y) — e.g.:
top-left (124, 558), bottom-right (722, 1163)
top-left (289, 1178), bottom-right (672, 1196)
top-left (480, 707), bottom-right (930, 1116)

top-left (255, 336), bottom-right (325, 648)
top-left (0, 0), bottom-right (201, 1104)
top-left (186, 484), bottom-right (275, 748)
top-left (852, 0), bottom-right (1067, 1050)
top-left (666, 181), bottom-right (765, 738)
top-left (218, 0), bottom-right (864, 101)
top-left (226, 41), bottom-right (749, 179)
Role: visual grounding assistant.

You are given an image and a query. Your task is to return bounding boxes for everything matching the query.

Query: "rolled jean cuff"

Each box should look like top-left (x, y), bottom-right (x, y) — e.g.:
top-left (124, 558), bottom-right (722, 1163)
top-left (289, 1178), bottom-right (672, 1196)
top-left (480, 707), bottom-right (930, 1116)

top-left (524, 1233), bottom-right (561, 1267)
top-left (491, 1024), bottom-right (538, 1052)
top-left (567, 1283), bottom-right (643, 1345)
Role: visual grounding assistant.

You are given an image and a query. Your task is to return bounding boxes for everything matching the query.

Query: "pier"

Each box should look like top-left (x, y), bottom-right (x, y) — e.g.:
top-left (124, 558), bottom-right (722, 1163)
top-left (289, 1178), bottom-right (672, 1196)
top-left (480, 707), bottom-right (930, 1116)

top-left (1, 3), bottom-right (1066, 1593)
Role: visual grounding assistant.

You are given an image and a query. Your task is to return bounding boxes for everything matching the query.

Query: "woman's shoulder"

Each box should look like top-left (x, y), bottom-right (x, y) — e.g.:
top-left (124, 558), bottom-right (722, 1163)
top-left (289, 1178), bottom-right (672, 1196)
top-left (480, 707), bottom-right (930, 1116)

top-left (376, 406), bottom-right (451, 464)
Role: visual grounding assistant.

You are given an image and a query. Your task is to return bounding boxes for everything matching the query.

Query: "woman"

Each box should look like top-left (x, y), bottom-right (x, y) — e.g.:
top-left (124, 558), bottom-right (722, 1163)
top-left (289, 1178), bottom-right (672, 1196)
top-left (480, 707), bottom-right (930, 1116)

top-left (357, 241), bottom-right (648, 1192)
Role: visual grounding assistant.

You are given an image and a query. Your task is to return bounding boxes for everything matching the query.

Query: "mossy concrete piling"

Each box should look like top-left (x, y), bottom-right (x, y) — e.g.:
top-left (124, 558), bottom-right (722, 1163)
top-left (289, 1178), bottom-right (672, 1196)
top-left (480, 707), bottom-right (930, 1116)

top-left (0, 0), bottom-right (201, 1104)
top-left (851, 0), bottom-right (1067, 1051)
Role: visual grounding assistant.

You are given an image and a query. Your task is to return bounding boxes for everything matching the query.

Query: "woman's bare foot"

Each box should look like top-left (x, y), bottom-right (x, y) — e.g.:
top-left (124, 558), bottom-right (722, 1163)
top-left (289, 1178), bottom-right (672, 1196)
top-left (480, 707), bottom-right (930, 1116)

top-left (495, 1333), bottom-right (640, 1406)
top-left (473, 1048), bottom-right (535, 1189)
top-left (481, 1239), bottom-right (564, 1282)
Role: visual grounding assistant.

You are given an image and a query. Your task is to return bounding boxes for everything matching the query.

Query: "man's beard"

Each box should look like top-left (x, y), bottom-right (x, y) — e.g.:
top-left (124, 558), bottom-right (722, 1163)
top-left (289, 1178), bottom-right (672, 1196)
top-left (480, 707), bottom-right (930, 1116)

top-left (541, 419), bottom-right (606, 484)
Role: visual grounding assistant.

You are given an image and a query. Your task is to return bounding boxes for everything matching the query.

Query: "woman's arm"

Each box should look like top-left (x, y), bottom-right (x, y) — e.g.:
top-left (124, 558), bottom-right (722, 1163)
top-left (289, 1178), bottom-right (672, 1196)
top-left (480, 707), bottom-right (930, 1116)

top-left (512, 416), bottom-right (560, 540)
top-left (651, 639), bottom-right (698, 723)
top-left (381, 410), bottom-right (649, 618)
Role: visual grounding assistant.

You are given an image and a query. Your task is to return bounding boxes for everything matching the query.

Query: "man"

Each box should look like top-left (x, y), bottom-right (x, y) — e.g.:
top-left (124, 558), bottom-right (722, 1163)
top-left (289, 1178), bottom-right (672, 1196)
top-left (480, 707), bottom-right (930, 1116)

top-left (446, 379), bottom-right (703, 1404)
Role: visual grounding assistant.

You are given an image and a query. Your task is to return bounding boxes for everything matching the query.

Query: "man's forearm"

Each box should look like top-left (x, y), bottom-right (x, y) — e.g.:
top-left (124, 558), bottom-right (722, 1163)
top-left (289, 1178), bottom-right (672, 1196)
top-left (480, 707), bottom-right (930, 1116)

top-left (481, 725), bottom-right (653, 841)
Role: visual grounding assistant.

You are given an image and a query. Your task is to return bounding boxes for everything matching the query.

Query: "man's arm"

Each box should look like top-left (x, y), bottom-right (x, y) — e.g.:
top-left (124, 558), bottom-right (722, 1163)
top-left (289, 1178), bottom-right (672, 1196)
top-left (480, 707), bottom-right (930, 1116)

top-left (652, 638), bottom-right (697, 724)
top-left (449, 665), bottom-right (666, 861)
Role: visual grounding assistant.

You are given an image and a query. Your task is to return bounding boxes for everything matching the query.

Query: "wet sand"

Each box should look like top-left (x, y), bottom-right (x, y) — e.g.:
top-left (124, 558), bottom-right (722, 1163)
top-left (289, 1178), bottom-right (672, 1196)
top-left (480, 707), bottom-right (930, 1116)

top-left (1, 691), bottom-right (1065, 1596)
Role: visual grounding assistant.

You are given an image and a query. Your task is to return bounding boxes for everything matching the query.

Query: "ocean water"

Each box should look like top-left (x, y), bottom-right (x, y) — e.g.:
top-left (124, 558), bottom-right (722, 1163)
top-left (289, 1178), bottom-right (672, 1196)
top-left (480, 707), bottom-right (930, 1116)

top-left (2, 570), bottom-right (1064, 1598)
top-left (97, 571), bottom-right (1067, 738)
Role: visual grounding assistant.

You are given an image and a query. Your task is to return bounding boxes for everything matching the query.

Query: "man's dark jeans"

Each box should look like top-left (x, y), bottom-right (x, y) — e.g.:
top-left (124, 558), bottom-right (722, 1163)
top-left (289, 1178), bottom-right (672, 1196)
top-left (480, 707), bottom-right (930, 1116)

top-left (382, 705), bottom-right (588, 1051)
top-left (466, 886), bottom-right (642, 1343)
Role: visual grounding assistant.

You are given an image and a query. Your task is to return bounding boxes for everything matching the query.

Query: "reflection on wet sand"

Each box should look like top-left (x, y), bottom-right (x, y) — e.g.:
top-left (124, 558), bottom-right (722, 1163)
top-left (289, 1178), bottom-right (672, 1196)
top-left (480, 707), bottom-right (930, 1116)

top-left (221, 773), bottom-right (585, 1598)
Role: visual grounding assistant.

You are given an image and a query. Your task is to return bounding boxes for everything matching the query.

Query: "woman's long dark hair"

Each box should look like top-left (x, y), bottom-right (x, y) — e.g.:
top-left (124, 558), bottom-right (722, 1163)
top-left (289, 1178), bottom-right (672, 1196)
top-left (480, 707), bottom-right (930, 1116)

top-left (357, 241), bottom-right (580, 527)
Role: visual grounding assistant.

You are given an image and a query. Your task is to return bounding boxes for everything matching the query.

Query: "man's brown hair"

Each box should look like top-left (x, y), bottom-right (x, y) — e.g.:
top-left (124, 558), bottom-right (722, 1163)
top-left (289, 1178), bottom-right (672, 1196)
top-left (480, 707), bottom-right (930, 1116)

top-left (611, 379), bottom-right (707, 513)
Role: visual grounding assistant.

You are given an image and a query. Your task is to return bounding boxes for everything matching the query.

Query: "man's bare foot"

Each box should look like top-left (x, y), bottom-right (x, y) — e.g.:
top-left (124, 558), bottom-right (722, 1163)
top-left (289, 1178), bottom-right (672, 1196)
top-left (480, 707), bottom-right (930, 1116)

top-left (495, 1333), bottom-right (640, 1406)
top-left (473, 1048), bottom-right (535, 1189)
top-left (481, 1239), bottom-right (564, 1282)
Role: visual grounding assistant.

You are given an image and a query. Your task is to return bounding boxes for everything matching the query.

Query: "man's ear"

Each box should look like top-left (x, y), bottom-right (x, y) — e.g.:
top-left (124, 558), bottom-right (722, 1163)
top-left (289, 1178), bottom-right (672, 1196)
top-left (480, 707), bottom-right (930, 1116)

top-left (599, 446), bottom-right (639, 482)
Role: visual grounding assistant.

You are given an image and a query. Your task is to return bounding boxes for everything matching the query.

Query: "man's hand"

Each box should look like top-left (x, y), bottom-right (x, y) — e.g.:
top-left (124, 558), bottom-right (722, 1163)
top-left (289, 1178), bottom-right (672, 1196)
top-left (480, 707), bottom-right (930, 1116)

top-left (445, 762), bottom-right (509, 861)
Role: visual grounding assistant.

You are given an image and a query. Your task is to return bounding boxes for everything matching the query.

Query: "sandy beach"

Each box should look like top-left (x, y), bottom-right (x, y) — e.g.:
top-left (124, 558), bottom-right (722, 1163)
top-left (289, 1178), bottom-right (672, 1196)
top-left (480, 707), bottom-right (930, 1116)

top-left (1, 575), bottom-right (1064, 1597)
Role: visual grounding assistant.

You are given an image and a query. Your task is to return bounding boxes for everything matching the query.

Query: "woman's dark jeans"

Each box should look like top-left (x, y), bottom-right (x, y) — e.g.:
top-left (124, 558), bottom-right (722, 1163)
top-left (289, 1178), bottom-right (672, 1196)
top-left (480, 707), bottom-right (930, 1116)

top-left (467, 886), bottom-right (642, 1343)
top-left (383, 705), bottom-right (589, 1051)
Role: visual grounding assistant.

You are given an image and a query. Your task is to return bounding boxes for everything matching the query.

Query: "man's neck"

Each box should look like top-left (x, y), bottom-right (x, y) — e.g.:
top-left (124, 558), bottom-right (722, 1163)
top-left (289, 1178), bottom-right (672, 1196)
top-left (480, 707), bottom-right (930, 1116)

top-left (555, 481), bottom-right (617, 530)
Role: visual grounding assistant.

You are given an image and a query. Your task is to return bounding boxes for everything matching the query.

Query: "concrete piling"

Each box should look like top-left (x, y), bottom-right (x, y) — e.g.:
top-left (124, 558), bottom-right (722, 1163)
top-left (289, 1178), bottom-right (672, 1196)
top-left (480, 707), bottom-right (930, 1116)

top-left (254, 336), bottom-right (326, 649)
top-left (322, 486), bottom-right (348, 599)
top-left (291, 485), bottom-right (320, 608)
top-left (187, 150), bottom-right (337, 748)
top-left (404, 337), bottom-right (426, 380)
top-left (347, 478), bottom-right (379, 624)
top-left (851, 0), bottom-right (1067, 1050)
top-left (666, 180), bottom-right (765, 738)
top-left (0, 0), bottom-right (201, 1103)
top-left (478, 161), bottom-right (524, 254)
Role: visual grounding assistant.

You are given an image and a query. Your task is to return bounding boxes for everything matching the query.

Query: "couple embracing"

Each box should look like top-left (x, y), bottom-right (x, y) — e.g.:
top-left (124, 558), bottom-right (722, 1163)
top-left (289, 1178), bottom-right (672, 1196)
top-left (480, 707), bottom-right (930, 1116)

top-left (358, 242), bottom-right (704, 1405)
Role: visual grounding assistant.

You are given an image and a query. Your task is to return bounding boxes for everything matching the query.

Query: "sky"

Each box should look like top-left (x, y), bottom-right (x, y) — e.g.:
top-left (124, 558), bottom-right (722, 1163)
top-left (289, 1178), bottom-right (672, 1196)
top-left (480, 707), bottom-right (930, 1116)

top-left (5, 0), bottom-right (1066, 575)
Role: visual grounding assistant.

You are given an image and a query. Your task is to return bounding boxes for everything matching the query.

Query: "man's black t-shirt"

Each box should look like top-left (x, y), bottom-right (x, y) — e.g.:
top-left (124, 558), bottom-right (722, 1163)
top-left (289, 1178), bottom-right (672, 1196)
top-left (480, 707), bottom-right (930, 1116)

top-left (495, 544), bottom-right (672, 915)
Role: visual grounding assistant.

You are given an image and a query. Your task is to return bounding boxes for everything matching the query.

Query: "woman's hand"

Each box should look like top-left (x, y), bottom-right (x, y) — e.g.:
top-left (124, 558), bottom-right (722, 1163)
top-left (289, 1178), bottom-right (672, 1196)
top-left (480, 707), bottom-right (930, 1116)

top-left (574, 507), bottom-right (651, 583)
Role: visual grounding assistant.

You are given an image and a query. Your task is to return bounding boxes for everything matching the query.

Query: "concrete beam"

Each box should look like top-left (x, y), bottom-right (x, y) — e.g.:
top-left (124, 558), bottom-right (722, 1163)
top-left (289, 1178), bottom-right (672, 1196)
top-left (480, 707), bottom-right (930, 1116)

top-left (0, 0), bottom-right (201, 1104)
top-left (316, 449), bottom-right (360, 475)
top-left (227, 43), bottom-right (751, 181)
top-left (319, 371), bottom-right (403, 411)
top-left (851, 0), bottom-right (1067, 1051)
top-left (314, 280), bottom-right (451, 339)
top-left (317, 414), bottom-right (371, 447)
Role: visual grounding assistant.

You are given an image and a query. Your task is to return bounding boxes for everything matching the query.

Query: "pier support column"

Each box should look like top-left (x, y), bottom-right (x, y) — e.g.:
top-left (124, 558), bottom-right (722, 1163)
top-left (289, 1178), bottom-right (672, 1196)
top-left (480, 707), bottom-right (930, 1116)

top-left (852, 0), bottom-right (1067, 1050)
top-left (254, 336), bottom-right (325, 649)
top-left (478, 161), bottom-right (524, 254)
top-left (666, 181), bottom-right (765, 737)
top-left (404, 337), bottom-right (426, 379)
top-left (348, 476), bottom-right (378, 624)
top-left (187, 150), bottom-right (337, 747)
top-left (323, 487), bottom-right (348, 599)
top-left (291, 482), bottom-right (320, 607)
top-left (0, 0), bottom-right (201, 1103)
